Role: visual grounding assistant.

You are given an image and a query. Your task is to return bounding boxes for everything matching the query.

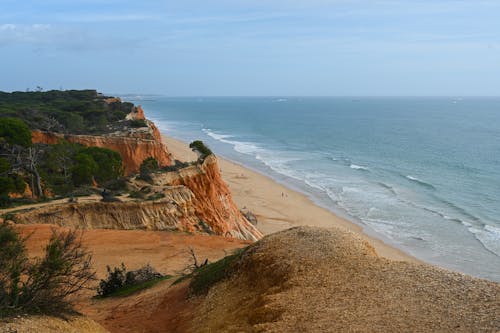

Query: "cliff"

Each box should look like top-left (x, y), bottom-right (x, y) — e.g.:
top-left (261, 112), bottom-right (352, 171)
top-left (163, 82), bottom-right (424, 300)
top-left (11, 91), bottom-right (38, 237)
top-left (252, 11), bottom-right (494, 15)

top-left (151, 155), bottom-right (263, 241)
top-left (31, 119), bottom-right (172, 175)
top-left (13, 186), bottom-right (201, 232)
top-left (13, 174), bottom-right (261, 241)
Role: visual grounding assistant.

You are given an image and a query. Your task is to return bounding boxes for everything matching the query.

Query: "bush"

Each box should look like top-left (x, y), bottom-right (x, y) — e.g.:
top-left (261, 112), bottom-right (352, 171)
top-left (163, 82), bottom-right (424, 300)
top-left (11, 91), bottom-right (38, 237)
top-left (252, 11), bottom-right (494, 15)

top-left (97, 264), bottom-right (127, 297)
top-left (138, 157), bottom-right (159, 183)
top-left (140, 157), bottom-right (159, 176)
top-left (0, 224), bottom-right (95, 316)
top-left (97, 264), bottom-right (164, 298)
top-left (129, 119), bottom-right (147, 128)
top-left (162, 159), bottom-right (192, 172)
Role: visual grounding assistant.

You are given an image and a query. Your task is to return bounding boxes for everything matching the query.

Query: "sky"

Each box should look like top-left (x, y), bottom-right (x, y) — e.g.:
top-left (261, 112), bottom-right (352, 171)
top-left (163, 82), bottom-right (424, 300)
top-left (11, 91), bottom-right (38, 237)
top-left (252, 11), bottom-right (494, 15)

top-left (1, 0), bottom-right (499, 96)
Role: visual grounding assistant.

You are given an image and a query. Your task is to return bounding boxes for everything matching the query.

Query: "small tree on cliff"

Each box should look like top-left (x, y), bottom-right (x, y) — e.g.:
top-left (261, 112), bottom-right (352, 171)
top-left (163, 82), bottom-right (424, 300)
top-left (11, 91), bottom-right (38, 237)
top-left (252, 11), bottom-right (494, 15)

top-left (189, 140), bottom-right (213, 163)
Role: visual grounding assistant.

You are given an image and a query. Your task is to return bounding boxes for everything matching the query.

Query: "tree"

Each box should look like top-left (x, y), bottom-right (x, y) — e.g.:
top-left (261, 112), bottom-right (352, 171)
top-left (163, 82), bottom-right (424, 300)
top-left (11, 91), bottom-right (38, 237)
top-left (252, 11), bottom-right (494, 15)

top-left (0, 118), bottom-right (32, 148)
top-left (189, 140), bottom-right (213, 162)
top-left (80, 147), bottom-right (123, 184)
top-left (0, 223), bottom-right (95, 316)
top-left (71, 153), bottom-right (98, 186)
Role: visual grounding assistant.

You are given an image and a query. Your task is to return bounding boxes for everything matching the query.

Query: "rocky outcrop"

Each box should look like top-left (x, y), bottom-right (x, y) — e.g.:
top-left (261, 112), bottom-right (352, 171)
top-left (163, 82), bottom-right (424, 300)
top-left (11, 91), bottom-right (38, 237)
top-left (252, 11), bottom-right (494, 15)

top-left (32, 124), bottom-right (172, 175)
top-left (151, 155), bottom-right (263, 241)
top-left (126, 105), bottom-right (146, 120)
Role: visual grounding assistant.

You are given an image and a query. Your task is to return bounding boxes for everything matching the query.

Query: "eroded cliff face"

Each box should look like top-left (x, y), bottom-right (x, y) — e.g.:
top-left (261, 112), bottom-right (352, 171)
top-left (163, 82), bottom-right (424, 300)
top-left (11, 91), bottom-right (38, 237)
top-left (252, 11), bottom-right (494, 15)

top-left (152, 155), bottom-right (263, 241)
top-left (14, 170), bottom-right (262, 241)
top-left (32, 124), bottom-right (171, 175)
top-left (14, 186), bottom-right (202, 232)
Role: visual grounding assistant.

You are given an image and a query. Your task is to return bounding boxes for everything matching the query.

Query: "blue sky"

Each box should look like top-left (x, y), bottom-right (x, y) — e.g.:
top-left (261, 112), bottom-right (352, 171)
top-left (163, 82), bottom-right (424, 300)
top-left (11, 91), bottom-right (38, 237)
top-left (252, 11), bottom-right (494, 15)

top-left (1, 0), bottom-right (499, 96)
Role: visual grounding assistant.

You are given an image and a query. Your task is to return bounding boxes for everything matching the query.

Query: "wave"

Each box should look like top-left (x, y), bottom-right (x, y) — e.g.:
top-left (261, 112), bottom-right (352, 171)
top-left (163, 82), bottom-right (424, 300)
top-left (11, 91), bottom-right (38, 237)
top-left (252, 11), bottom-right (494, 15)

top-left (469, 224), bottom-right (500, 257)
top-left (350, 164), bottom-right (369, 171)
top-left (202, 128), bottom-right (260, 155)
top-left (405, 175), bottom-right (436, 190)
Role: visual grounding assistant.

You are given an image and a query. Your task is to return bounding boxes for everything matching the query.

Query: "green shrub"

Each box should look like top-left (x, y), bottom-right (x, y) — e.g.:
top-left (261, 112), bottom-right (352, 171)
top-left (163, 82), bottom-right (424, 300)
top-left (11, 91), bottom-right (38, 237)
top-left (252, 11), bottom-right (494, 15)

top-left (0, 224), bottom-right (95, 317)
top-left (140, 157), bottom-right (159, 175)
top-left (97, 264), bottom-right (165, 298)
top-left (129, 119), bottom-right (147, 128)
top-left (97, 264), bottom-right (127, 297)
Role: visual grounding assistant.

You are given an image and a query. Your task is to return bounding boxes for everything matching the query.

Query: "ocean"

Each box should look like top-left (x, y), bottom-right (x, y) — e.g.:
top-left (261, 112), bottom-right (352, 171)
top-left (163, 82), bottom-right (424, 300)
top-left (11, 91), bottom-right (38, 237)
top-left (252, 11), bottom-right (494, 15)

top-left (125, 96), bottom-right (500, 282)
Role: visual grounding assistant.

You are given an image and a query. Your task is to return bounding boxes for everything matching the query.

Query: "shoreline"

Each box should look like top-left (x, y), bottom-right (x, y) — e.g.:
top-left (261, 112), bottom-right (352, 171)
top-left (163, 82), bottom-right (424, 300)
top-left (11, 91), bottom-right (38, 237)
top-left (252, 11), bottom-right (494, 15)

top-left (161, 134), bottom-right (420, 264)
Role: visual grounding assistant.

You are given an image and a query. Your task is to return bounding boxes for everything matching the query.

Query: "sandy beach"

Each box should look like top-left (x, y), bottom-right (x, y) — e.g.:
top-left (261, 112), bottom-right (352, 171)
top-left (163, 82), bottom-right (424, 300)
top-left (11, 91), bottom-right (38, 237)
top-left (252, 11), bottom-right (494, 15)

top-left (162, 134), bottom-right (419, 263)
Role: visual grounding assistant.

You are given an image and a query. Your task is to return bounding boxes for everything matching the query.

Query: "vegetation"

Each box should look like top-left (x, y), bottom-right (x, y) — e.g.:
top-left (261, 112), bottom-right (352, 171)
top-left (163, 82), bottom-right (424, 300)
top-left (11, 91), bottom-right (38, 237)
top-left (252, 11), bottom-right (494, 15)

top-left (161, 159), bottom-right (194, 172)
top-left (0, 118), bottom-right (34, 205)
top-left (138, 157), bottom-right (159, 182)
top-left (40, 143), bottom-right (123, 195)
top-left (189, 140), bottom-right (213, 162)
top-left (97, 264), bottom-right (166, 298)
top-left (0, 95), bottom-right (127, 205)
top-left (129, 119), bottom-right (147, 128)
top-left (0, 90), bottom-right (134, 134)
top-left (189, 248), bottom-right (245, 296)
top-left (0, 223), bottom-right (95, 317)
top-left (0, 118), bottom-right (32, 147)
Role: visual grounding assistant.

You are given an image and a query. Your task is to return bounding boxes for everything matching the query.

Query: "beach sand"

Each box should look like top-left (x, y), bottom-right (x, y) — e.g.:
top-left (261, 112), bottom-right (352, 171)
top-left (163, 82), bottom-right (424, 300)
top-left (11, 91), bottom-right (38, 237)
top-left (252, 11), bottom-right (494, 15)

top-left (162, 135), bottom-right (418, 263)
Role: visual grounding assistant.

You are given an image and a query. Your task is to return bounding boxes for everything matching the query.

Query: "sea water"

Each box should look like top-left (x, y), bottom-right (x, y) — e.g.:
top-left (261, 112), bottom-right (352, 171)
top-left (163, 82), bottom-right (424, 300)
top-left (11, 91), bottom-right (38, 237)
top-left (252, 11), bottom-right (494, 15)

top-left (125, 96), bottom-right (500, 282)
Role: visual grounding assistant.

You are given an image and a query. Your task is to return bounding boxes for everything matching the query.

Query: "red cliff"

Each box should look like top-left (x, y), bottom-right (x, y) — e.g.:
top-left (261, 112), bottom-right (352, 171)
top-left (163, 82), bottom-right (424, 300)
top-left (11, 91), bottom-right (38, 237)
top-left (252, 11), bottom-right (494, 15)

top-left (152, 155), bottom-right (263, 241)
top-left (32, 126), bottom-right (172, 175)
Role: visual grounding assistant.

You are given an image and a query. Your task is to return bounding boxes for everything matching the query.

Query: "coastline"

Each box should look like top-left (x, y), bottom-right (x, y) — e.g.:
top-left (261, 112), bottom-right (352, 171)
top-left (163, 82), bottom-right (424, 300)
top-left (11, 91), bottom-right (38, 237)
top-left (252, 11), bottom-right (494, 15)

top-left (162, 134), bottom-right (420, 263)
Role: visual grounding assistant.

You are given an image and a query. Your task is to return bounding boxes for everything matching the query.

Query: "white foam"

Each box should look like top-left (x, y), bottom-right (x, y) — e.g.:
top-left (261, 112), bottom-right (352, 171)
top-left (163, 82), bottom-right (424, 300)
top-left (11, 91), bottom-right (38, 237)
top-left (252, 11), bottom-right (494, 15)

top-left (470, 224), bottom-right (500, 257)
top-left (350, 164), bottom-right (369, 171)
top-left (203, 128), bottom-right (260, 155)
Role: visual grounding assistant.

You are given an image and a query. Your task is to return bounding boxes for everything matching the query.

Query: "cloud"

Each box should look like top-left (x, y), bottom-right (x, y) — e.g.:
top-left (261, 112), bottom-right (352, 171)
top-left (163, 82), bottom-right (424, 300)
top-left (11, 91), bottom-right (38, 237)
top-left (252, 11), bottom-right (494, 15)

top-left (0, 24), bottom-right (52, 45)
top-left (57, 13), bottom-right (159, 23)
top-left (0, 23), bottom-right (144, 52)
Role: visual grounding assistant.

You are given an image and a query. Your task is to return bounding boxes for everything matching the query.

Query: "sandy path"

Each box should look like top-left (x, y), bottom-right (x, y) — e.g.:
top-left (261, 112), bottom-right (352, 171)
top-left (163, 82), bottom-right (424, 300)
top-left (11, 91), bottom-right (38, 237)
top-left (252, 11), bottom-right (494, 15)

top-left (163, 135), bottom-right (418, 263)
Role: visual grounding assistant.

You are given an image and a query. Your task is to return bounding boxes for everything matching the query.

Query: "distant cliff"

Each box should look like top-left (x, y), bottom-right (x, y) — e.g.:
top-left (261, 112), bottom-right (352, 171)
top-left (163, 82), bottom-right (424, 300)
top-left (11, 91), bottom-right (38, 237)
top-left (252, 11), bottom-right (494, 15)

top-left (32, 106), bottom-right (172, 175)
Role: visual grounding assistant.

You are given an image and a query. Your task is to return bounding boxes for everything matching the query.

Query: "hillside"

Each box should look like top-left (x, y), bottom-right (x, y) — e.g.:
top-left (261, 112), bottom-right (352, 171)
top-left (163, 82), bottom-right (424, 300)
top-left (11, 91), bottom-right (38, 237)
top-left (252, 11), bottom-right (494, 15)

top-left (189, 227), bottom-right (499, 332)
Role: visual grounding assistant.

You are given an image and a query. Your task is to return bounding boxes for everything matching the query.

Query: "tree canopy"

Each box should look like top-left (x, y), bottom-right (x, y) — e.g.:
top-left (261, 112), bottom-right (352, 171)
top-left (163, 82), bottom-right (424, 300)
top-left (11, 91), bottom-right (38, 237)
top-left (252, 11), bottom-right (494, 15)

top-left (0, 118), bottom-right (32, 147)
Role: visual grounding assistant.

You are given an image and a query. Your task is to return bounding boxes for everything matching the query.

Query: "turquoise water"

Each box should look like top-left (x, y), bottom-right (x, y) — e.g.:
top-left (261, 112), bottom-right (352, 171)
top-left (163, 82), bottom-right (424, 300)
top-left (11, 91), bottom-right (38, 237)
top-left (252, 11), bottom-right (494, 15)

top-left (127, 96), bottom-right (500, 282)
